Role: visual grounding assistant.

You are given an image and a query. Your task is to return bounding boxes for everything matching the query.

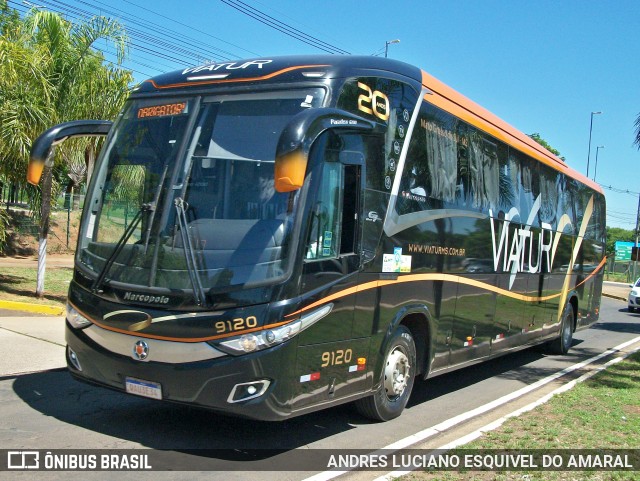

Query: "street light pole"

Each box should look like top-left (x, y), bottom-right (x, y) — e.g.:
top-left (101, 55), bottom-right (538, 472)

top-left (594, 145), bottom-right (604, 181)
top-left (634, 193), bottom-right (640, 282)
top-left (586, 111), bottom-right (602, 178)
top-left (385, 39), bottom-right (400, 58)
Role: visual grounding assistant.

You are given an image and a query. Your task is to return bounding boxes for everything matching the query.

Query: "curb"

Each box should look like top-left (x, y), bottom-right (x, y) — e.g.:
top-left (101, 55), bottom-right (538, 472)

top-left (601, 292), bottom-right (627, 303)
top-left (0, 299), bottom-right (65, 316)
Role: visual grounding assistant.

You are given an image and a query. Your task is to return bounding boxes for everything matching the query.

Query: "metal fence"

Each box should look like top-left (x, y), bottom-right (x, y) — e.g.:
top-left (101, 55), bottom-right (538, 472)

top-left (2, 192), bottom-right (86, 251)
top-left (606, 258), bottom-right (639, 283)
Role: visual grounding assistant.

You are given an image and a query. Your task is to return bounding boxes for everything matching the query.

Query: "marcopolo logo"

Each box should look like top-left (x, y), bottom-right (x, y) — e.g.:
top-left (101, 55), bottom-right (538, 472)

top-left (123, 292), bottom-right (170, 305)
top-left (133, 340), bottom-right (149, 361)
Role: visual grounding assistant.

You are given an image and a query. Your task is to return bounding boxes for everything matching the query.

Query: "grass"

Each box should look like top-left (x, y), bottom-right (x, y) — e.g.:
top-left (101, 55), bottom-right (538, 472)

top-left (605, 272), bottom-right (635, 283)
top-left (403, 352), bottom-right (640, 481)
top-left (0, 266), bottom-right (72, 309)
top-left (0, 206), bottom-right (78, 309)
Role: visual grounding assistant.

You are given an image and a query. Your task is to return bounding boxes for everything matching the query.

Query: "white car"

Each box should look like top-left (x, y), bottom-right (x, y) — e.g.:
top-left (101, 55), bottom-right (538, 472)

top-left (629, 278), bottom-right (640, 312)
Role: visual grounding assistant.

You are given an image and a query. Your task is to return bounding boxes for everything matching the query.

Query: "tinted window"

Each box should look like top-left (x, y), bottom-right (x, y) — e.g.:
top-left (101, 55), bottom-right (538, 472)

top-left (337, 77), bottom-right (419, 194)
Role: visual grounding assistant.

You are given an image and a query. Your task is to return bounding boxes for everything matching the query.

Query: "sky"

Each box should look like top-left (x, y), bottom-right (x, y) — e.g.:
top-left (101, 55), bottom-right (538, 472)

top-left (12, 0), bottom-right (640, 230)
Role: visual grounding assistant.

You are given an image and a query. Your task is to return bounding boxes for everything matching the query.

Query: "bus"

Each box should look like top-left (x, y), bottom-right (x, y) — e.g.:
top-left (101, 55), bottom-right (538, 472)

top-left (28, 55), bottom-right (606, 422)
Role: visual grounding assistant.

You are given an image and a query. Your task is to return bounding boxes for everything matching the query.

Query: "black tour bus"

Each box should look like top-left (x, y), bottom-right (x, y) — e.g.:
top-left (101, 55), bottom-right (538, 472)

top-left (28, 55), bottom-right (606, 421)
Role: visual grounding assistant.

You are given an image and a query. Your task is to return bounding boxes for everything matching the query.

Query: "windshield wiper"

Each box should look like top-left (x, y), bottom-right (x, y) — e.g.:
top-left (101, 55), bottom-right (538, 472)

top-left (91, 203), bottom-right (152, 293)
top-left (174, 197), bottom-right (207, 306)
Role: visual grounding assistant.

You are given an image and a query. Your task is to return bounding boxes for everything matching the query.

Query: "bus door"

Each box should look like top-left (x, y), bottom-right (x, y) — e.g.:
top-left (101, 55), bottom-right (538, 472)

top-left (292, 131), bottom-right (370, 410)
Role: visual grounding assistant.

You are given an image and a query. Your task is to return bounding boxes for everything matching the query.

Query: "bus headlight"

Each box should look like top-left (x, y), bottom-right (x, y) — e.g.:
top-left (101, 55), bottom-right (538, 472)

top-left (66, 303), bottom-right (92, 329)
top-left (218, 320), bottom-right (302, 354)
top-left (240, 334), bottom-right (259, 352)
top-left (216, 304), bottom-right (333, 355)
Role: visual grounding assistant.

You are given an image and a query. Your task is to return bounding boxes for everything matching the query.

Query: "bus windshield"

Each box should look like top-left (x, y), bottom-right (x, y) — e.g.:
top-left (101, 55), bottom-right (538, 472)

top-left (78, 89), bottom-right (325, 295)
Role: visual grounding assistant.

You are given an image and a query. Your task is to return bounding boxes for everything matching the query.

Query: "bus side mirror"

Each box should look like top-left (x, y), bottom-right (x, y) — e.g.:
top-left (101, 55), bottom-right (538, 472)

top-left (274, 150), bottom-right (308, 193)
top-left (274, 109), bottom-right (374, 193)
top-left (27, 120), bottom-right (113, 185)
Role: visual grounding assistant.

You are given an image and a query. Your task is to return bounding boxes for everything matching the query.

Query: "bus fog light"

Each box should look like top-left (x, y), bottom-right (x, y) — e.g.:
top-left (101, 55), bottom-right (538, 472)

top-left (227, 380), bottom-right (271, 403)
top-left (67, 346), bottom-right (82, 371)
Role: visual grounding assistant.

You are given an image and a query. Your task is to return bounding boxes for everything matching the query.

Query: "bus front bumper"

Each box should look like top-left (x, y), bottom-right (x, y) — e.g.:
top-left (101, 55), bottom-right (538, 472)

top-left (65, 322), bottom-right (297, 421)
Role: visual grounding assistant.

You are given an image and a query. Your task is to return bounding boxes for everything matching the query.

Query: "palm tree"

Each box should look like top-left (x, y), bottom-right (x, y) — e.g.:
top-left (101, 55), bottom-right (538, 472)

top-left (634, 113), bottom-right (640, 150)
top-left (0, 4), bottom-right (132, 296)
top-left (0, 3), bottom-right (52, 251)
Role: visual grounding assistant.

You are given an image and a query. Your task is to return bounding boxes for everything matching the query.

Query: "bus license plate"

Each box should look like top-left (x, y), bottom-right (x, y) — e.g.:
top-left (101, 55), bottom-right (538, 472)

top-left (125, 377), bottom-right (162, 400)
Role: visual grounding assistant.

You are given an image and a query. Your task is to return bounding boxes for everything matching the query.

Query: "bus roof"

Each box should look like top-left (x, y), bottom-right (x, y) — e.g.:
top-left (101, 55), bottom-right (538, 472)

top-left (135, 55), bottom-right (422, 93)
top-left (135, 55), bottom-right (602, 195)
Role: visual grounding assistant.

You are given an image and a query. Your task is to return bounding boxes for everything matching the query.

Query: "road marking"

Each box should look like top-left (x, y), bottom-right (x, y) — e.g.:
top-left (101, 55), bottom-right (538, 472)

top-left (374, 338), bottom-right (640, 481)
top-left (0, 326), bottom-right (65, 347)
top-left (302, 335), bottom-right (640, 481)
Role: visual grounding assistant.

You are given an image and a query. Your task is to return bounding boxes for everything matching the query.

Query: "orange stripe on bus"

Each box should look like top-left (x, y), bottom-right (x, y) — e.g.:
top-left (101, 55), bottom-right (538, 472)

top-left (71, 256), bottom-right (606, 343)
top-left (69, 300), bottom-right (291, 343)
top-left (287, 259), bottom-right (607, 318)
top-left (88, 319), bottom-right (291, 343)
top-left (144, 64), bottom-right (330, 90)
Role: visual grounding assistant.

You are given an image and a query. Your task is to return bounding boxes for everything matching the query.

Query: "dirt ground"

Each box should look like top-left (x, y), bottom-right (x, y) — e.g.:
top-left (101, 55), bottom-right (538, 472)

top-left (1, 207), bottom-right (80, 259)
top-left (0, 253), bottom-right (74, 267)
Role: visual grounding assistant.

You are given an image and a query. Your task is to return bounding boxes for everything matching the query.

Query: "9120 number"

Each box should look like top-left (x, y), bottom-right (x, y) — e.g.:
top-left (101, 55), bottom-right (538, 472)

top-left (321, 348), bottom-right (353, 367)
top-left (215, 316), bottom-right (258, 334)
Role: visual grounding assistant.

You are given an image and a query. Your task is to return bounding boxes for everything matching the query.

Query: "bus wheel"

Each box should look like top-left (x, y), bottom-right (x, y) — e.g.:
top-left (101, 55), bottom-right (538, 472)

top-left (355, 325), bottom-right (416, 421)
top-left (546, 303), bottom-right (574, 355)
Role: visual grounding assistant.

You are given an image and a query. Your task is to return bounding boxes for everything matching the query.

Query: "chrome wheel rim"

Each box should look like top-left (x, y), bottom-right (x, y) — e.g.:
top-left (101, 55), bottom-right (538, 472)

top-left (384, 347), bottom-right (410, 400)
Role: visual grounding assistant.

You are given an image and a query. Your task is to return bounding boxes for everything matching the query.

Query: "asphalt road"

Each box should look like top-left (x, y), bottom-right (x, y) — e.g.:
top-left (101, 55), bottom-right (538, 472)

top-left (0, 296), bottom-right (639, 480)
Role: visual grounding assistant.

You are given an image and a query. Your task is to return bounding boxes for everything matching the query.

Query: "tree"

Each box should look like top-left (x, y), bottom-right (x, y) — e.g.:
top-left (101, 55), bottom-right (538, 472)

top-left (0, 4), bottom-right (132, 295)
top-left (606, 226), bottom-right (635, 259)
top-left (528, 133), bottom-right (566, 161)
top-left (0, 1), bottom-right (52, 250)
top-left (634, 113), bottom-right (640, 150)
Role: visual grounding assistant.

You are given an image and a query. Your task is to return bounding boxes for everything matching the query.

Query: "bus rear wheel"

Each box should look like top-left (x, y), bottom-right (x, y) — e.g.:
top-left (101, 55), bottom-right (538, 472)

top-left (355, 325), bottom-right (416, 421)
top-left (546, 303), bottom-right (574, 355)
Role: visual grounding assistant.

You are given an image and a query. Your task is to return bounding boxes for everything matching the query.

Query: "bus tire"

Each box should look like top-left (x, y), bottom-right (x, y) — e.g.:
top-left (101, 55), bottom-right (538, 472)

top-left (546, 303), bottom-right (574, 355)
top-left (355, 325), bottom-right (416, 421)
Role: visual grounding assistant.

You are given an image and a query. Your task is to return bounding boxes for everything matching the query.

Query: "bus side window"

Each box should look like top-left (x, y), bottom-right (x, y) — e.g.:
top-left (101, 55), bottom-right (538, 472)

top-left (306, 162), bottom-right (343, 260)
